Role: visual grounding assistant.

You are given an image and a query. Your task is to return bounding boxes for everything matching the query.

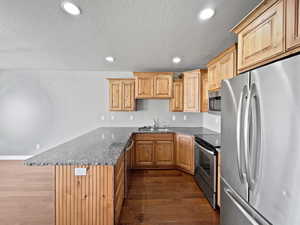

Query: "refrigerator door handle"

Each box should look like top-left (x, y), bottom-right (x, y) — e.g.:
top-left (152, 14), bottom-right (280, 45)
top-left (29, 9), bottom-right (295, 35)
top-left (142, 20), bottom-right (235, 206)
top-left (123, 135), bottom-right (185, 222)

top-left (248, 84), bottom-right (262, 191)
top-left (244, 84), bottom-right (252, 188)
top-left (236, 85), bottom-right (248, 184)
top-left (224, 188), bottom-right (261, 225)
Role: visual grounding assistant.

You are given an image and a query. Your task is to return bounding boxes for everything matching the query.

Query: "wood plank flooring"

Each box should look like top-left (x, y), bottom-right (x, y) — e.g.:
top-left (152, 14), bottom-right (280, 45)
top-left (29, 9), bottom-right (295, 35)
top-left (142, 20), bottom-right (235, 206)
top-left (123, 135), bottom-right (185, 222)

top-left (119, 170), bottom-right (220, 225)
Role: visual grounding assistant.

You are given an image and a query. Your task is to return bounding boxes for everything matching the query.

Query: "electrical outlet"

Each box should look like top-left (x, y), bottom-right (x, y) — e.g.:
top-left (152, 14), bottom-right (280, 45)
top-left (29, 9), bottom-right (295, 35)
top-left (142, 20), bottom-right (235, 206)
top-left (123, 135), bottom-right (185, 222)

top-left (36, 144), bottom-right (40, 150)
top-left (102, 134), bottom-right (105, 139)
top-left (111, 133), bottom-right (115, 139)
top-left (130, 115), bottom-right (134, 120)
top-left (183, 115), bottom-right (187, 120)
top-left (101, 115), bottom-right (105, 120)
top-left (172, 115), bottom-right (176, 121)
top-left (75, 168), bottom-right (87, 176)
top-left (111, 115), bottom-right (115, 120)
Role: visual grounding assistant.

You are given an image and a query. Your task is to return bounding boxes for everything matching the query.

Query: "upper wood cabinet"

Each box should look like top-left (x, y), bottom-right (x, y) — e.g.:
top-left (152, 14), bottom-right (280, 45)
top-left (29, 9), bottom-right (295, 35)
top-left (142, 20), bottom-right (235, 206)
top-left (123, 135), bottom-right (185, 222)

top-left (232, 0), bottom-right (285, 72)
top-left (169, 79), bottom-right (184, 112)
top-left (107, 79), bottom-right (135, 111)
top-left (200, 72), bottom-right (209, 112)
top-left (183, 69), bottom-right (207, 112)
top-left (175, 134), bottom-right (195, 175)
top-left (286, 0), bottom-right (300, 50)
top-left (134, 72), bottom-right (173, 99)
top-left (207, 44), bottom-right (237, 91)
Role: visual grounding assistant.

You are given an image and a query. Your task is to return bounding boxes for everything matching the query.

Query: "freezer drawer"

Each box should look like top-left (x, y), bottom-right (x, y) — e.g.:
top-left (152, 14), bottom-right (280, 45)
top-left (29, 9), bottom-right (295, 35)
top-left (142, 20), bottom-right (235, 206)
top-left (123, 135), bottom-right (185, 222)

top-left (221, 178), bottom-right (270, 225)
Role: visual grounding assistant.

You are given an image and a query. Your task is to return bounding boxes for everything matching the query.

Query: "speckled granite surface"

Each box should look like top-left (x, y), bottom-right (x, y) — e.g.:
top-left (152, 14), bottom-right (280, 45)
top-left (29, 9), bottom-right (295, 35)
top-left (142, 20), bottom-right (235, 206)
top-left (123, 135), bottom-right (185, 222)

top-left (25, 127), bottom-right (217, 166)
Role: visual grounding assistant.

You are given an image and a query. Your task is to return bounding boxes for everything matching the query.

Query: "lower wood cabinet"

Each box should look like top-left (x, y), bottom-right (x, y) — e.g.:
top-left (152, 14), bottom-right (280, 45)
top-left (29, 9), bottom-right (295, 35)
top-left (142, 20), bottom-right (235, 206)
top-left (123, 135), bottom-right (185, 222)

top-left (134, 140), bottom-right (155, 167)
top-left (175, 134), bottom-right (195, 175)
top-left (155, 140), bottom-right (174, 166)
top-left (133, 134), bottom-right (174, 168)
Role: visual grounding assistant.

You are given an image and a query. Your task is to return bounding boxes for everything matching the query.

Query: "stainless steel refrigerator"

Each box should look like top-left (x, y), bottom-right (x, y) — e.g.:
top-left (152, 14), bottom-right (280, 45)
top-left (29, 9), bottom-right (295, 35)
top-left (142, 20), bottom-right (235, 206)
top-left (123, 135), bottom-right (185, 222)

top-left (220, 54), bottom-right (300, 225)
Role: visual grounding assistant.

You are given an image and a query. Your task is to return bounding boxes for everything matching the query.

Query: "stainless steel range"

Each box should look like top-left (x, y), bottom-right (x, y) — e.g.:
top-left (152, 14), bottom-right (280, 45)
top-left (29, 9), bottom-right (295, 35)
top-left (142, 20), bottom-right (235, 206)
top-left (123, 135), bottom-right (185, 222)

top-left (194, 133), bottom-right (220, 209)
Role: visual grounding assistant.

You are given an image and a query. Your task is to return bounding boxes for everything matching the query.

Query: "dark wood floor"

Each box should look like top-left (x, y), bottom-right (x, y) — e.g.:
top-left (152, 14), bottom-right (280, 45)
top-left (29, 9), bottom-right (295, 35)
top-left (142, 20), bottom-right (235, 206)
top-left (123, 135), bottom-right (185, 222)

top-left (119, 170), bottom-right (220, 225)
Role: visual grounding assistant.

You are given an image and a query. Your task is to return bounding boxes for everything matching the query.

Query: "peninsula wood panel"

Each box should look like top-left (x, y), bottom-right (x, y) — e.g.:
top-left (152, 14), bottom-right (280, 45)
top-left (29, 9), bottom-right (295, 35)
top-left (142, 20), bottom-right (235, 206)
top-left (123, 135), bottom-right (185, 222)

top-left (0, 160), bottom-right (54, 225)
top-left (286, 0), bottom-right (300, 50)
top-left (55, 165), bottom-right (114, 225)
top-left (169, 79), bottom-right (184, 112)
top-left (235, 0), bottom-right (284, 72)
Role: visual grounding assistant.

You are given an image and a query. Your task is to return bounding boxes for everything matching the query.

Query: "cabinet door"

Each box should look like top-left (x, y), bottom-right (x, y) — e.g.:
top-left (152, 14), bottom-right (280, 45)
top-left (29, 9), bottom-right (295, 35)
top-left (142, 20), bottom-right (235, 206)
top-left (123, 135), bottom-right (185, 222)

top-left (183, 72), bottom-right (200, 112)
top-left (286, 0), bottom-right (300, 50)
top-left (170, 79), bottom-right (183, 112)
top-left (200, 72), bottom-right (208, 112)
top-left (208, 62), bottom-right (219, 91)
top-left (237, 0), bottom-right (284, 71)
top-left (135, 141), bottom-right (155, 167)
top-left (122, 80), bottom-right (135, 111)
top-left (134, 73), bottom-right (154, 98)
top-left (109, 80), bottom-right (123, 111)
top-left (155, 141), bottom-right (174, 166)
top-left (154, 73), bottom-right (173, 98)
top-left (176, 134), bottom-right (195, 175)
top-left (219, 49), bottom-right (236, 82)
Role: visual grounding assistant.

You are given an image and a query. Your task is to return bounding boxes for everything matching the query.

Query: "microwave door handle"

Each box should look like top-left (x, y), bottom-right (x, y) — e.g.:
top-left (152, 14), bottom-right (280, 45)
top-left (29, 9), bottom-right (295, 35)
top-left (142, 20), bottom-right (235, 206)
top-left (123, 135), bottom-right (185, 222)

top-left (236, 86), bottom-right (248, 184)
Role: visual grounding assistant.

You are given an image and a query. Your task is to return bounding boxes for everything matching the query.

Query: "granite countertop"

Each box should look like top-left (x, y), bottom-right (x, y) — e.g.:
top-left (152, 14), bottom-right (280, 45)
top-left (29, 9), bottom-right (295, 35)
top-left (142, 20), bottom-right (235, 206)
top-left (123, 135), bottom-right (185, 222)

top-left (25, 127), bottom-right (218, 166)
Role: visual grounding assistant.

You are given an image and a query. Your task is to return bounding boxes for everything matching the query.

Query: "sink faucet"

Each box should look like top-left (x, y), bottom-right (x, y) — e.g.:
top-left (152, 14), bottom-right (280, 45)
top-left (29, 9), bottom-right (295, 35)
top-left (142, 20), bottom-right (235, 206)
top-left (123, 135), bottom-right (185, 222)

top-left (153, 117), bottom-right (160, 129)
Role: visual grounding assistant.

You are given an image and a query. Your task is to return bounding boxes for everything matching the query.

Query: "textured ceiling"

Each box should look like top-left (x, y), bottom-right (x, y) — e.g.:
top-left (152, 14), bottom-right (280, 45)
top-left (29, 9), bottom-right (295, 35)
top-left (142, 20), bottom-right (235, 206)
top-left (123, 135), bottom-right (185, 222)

top-left (0, 0), bottom-right (261, 71)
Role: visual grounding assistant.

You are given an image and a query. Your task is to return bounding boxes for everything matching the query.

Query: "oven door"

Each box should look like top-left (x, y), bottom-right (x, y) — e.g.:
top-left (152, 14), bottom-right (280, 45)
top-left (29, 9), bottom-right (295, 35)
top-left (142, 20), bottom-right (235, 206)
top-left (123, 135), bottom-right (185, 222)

top-left (194, 142), bottom-right (217, 208)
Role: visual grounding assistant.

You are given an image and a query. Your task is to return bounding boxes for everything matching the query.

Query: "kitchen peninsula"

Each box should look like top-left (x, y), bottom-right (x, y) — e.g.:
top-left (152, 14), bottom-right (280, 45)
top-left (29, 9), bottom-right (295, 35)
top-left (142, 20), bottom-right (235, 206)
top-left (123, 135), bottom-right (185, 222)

top-left (25, 126), bottom-right (218, 225)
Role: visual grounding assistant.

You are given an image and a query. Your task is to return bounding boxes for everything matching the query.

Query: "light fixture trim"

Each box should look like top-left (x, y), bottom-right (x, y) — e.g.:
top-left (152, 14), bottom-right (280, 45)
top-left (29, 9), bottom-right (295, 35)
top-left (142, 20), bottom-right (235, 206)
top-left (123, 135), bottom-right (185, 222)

top-left (105, 56), bottom-right (115, 63)
top-left (172, 57), bottom-right (181, 64)
top-left (199, 8), bottom-right (215, 20)
top-left (61, 1), bottom-right (81, 16)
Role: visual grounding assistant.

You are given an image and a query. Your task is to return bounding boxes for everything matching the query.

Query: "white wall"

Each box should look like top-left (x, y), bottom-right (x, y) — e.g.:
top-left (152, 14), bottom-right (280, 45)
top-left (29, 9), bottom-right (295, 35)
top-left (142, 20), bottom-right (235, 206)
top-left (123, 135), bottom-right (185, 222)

top-left (0, 70), bottom-right (220, 155)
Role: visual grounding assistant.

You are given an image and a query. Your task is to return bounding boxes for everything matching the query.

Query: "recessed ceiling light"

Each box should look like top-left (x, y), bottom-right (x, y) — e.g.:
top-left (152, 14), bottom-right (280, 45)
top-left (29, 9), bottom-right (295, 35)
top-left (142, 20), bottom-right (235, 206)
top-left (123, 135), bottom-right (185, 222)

top-left (172, 57), bottom-right (181, 64)
top-left (61, 1), bottom-right (81, 16)
top-left (105, 56), bottom-right (115, 63)
top-left (198, 8), bottom-right (215, 20)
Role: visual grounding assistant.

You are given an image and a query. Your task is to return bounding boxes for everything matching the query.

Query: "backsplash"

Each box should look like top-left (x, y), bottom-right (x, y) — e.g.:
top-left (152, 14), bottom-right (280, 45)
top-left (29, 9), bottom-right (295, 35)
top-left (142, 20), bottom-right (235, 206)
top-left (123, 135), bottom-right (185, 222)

top-left (0, 70), bottom-right (220, 155)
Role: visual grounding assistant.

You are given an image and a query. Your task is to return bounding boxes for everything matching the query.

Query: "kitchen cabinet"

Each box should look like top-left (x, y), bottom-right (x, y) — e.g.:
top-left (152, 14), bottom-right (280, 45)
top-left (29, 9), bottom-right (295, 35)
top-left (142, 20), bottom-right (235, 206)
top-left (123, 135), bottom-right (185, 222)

top-left (134, 140), bottom-right (155, 167)
top-left (232, 0), bottom-right (284, 72)
top-left (286, 0), bottom-right (300, 50)
top-left (133, 133), bottom-right (174, 168)
top-left (155, 141), bottom-right (174, 166)
top-left (217, 152), bottom-right (221, 207)
top-left (125, 140), bottom-right (134, 198)
top-left (108, 78), bottom-right (135, 111)
top-left (169, 79), bottom-right (184, 112)
top-left (134, 72), bottom-right (173, 99)
top-left (183, 69), bottom-right (207, 112)
top-left (175, 134), bottom-right (195, 175)
top-left (207, 44), bottom-right (237, 91)
top-left (200, 72), bottom-right (209, 112)
top-left (114, 153), bottom-right (125, 224)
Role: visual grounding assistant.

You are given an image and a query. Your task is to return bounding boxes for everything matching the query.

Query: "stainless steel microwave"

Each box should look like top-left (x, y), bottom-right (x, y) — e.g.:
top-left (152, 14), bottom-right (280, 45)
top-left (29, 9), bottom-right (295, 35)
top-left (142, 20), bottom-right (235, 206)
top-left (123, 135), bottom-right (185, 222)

top-left (208, 90), bottom-right (221, 112)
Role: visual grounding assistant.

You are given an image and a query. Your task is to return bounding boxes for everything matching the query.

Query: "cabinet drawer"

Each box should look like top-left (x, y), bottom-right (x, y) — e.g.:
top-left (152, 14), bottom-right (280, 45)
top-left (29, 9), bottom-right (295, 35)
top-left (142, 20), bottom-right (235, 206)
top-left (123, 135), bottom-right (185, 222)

top-left (237, 0), bottom-right (284, 71)
top-left (134, 133), bottom-right (173, 141)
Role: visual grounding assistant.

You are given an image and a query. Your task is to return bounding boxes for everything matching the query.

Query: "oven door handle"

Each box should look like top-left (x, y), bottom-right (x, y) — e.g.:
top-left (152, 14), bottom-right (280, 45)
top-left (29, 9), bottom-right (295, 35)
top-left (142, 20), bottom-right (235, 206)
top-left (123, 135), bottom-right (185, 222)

top-left (195, 142), bottom-right (215, 155)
